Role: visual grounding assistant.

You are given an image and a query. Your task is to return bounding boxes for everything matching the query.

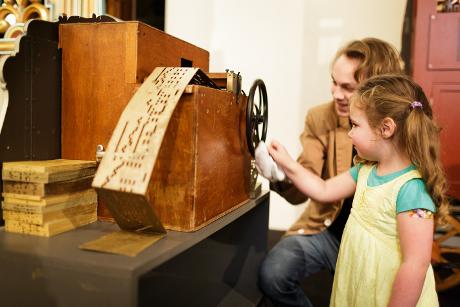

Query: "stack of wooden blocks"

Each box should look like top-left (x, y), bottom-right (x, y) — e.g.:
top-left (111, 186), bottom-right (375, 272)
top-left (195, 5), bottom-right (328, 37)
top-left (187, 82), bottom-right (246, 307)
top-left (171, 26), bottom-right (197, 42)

top-left (2, 160), bottom-right (98, 237)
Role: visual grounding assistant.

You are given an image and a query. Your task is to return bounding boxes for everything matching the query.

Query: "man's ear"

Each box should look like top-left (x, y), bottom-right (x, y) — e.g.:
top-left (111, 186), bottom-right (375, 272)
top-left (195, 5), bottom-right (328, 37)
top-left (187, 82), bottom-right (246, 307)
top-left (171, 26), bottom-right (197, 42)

top-left (380, 117), bottom-right (396, 139)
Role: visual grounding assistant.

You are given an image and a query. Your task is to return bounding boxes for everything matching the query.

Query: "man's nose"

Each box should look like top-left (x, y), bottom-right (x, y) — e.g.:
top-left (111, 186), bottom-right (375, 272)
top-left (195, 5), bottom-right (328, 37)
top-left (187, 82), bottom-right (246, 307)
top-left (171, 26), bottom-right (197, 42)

top-left (333, 86), bottom-right (344, 100)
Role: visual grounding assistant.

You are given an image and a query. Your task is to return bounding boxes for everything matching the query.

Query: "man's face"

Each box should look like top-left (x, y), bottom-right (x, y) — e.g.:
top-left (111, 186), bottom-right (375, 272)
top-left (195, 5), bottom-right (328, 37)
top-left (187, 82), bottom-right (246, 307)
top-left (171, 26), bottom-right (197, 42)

top-left (330, 55), bottom-right (360, 117)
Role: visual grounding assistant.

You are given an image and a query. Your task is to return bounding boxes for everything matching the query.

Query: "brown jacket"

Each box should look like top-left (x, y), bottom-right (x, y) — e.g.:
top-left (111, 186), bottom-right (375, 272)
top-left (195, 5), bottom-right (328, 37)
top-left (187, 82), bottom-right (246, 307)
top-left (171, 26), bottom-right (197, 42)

top-left (271, 101), bottom-right (353, 235)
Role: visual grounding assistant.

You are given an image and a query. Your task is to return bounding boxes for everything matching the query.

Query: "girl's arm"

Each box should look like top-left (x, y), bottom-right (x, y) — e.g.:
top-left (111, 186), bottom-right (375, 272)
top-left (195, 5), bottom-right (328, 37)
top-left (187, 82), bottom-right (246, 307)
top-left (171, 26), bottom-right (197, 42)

top-left (388, 211), bottom-right (434, 307)
top-left (268, 140), bottom-right (355, 203)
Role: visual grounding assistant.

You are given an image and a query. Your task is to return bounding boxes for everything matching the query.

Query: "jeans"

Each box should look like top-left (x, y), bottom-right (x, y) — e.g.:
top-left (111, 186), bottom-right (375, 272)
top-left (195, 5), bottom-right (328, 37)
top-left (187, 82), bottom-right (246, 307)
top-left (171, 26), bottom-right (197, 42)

top-left (258, 231), bottom-right (340, 307)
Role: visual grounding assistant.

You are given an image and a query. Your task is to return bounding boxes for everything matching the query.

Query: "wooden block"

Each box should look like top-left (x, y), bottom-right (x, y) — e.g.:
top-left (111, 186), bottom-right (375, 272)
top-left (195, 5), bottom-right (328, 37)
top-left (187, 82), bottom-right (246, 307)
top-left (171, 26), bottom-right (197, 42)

top-left (4, 211), bottom-right (97, 237)
top-left (2, 159), bottom-right (96, 183)
top-left (2, 189), bottom-right (97, 212)
top-left (3, 202), bottom-right (97, 225)
top-left (2, 176), bottom-right (93, 198)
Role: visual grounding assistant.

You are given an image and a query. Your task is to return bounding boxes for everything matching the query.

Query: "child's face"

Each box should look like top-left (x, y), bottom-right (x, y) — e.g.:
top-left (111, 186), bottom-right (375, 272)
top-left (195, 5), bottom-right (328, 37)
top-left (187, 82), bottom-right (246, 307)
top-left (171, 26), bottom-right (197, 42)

top-left (348, 102), bottom-right (381, 161)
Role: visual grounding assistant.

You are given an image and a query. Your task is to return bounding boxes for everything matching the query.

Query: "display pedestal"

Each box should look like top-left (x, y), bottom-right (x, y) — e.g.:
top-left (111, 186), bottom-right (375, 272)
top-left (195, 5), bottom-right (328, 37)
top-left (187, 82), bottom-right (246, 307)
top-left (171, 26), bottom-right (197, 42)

top-left (0, 191), bottom-right (269, 307)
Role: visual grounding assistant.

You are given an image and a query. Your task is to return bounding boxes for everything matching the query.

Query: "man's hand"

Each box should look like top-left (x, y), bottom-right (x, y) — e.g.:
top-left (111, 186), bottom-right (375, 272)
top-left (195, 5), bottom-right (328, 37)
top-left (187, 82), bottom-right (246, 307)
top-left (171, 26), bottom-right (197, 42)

top-left (255, 141), bottom-right (286, 182)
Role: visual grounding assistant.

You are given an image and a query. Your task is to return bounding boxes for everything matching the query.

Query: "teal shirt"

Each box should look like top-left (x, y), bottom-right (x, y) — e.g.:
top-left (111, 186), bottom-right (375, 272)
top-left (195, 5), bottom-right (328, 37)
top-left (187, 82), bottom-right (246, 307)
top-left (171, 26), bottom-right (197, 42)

top-left (349, 164), bottom-right (436, 213)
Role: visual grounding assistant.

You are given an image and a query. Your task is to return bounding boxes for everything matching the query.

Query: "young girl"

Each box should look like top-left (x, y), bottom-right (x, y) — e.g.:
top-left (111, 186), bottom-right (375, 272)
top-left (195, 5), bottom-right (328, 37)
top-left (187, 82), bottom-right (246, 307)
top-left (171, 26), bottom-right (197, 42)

top-left (268, 74), bottom-right (449, 306)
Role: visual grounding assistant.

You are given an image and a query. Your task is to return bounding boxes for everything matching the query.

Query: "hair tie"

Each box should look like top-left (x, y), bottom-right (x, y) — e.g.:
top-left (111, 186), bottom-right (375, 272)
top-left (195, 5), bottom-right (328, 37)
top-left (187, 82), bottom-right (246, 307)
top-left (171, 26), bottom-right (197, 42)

top-left (410, 101), bottom-right (423, 109)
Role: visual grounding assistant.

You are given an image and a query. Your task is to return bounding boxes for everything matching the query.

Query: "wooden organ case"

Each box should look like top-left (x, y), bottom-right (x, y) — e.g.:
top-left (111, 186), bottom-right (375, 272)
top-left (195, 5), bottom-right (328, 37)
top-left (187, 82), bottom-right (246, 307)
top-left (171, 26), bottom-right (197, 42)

top-left (59, 21), bottom-right (210, 161)
top-left (59, 21), bottom-right (260, 232)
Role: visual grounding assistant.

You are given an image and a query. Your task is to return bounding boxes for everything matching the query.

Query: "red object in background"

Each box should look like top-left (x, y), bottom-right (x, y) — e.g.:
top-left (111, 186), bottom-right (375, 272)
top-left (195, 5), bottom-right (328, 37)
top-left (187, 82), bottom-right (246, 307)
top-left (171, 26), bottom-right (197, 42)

top-left (412, 0), bottom-right (460, 199)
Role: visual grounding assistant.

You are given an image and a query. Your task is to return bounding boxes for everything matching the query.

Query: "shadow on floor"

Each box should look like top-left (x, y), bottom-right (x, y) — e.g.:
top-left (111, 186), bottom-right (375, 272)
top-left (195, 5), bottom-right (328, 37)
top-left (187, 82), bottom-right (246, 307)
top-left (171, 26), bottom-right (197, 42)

top-left (262, 230), bottom-right (460, 307)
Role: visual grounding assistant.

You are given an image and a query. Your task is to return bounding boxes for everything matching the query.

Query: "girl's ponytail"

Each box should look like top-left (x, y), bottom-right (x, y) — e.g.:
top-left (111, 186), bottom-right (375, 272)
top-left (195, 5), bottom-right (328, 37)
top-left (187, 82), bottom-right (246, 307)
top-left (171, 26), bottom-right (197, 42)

top-left (404, 103), bottom-right (449, 224)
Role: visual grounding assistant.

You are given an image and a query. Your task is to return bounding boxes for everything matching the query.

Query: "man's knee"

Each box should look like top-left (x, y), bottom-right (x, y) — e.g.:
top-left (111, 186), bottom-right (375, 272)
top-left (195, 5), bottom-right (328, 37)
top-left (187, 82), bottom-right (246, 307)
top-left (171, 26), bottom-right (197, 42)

top-left (258, 237), bottom-right (303, 295)
top-left (258, 257), bottom-right (288, 296)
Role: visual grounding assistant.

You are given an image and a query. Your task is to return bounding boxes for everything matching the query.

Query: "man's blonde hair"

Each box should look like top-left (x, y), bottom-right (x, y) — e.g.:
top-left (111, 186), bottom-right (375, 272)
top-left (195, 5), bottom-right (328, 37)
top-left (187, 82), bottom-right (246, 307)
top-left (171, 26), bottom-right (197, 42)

top-left (333, 38), bottom-right (404, 82)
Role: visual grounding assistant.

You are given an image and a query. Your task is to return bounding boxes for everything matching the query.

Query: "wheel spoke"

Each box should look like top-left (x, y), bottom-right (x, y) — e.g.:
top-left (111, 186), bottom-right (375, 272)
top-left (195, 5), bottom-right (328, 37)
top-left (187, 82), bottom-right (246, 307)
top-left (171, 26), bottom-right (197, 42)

top-left (258, 88), bottom-right (262, 106)
top-left (254, 104), bottom-right (260, 117)
top-left (254, 124), bottom-right (260, 140)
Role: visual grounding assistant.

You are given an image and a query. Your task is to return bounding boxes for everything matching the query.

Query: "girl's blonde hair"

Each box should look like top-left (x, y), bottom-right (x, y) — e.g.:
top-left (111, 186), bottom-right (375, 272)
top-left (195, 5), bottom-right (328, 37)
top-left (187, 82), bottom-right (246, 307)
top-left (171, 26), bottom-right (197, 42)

top-left (333, 37), bottom-right (404, 82)
top-left (353, 74), bottom-right (449, 223)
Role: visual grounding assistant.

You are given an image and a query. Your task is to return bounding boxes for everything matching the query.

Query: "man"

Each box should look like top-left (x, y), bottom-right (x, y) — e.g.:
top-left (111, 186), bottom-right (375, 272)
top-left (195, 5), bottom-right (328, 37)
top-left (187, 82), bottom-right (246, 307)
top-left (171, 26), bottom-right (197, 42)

top-left (257, 38), bottom-right (404, 307)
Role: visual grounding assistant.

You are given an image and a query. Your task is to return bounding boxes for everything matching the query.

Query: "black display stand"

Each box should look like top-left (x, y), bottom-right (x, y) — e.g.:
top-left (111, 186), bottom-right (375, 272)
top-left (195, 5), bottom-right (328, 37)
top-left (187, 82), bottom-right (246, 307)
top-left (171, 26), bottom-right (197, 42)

top-left (0, 191), bottom-right (269, 307)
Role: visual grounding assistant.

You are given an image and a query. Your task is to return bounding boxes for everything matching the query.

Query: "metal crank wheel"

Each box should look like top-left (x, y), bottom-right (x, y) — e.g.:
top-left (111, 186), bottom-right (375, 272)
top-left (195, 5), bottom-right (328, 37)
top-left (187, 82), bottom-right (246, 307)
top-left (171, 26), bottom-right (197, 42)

top-left (246, 79), bottom-right (268, 157)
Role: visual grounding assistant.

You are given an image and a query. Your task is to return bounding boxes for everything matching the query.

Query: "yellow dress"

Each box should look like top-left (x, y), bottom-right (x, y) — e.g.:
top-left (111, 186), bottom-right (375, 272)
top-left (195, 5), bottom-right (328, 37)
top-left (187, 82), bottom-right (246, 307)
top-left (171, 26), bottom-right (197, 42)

top-left (330, 164), bottom-right (438, 307)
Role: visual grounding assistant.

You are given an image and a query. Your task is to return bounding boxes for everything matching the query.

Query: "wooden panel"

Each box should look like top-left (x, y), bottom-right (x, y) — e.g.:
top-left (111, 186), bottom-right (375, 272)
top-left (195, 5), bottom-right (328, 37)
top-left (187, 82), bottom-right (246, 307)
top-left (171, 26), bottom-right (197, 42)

top-left (144, 86), bottom-right (251, 231)
top-left (145, 90), bottom-right (197, 230)
top-left (413, 0), bottom-right (460, 199)
top-left (432, 84), bottom-right (460, 199)
top-left (194, 86), bottom-right (251, 228)
top-left (60, 21), bottom-right (209, 161)
top-left (137, 22), bottom-right (209, 83)
top-left (60, 22), bottom-right (138, 161)
top-left (0, 20), bottom-right (61, 162)
top-left (95, 88), bottom-right (198, 229)
top-left (427, 13), bottom-right (460, 70)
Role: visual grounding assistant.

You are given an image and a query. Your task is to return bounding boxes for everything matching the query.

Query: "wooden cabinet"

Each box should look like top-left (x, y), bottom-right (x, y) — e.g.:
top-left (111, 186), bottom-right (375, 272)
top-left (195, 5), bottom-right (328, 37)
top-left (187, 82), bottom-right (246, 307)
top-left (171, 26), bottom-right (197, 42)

top-left (412, 1), bottom-right (460, 199)
top-left (60, 21), bottom-right (209, 162)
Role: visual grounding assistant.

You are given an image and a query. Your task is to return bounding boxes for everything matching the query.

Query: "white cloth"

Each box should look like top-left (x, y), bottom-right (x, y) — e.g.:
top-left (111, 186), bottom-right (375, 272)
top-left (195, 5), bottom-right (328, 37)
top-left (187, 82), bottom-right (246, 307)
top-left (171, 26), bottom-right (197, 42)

top-left (255, 141), bottom-right (286, 182)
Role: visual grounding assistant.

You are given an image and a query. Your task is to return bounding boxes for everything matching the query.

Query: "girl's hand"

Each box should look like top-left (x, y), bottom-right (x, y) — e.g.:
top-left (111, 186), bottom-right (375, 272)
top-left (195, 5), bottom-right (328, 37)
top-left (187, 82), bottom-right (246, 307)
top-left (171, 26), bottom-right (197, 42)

top-left (267, 140), bottom-right (295, 171)
top-left (267, 140), bottom-right (356, 203)
top-left (254, 141), bottom-right (286, 182)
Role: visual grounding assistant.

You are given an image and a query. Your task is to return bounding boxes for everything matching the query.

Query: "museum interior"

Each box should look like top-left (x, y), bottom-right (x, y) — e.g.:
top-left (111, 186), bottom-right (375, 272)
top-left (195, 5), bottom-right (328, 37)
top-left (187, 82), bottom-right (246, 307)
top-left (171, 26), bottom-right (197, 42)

top-left (0, 1), bottom-right (459, 306)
